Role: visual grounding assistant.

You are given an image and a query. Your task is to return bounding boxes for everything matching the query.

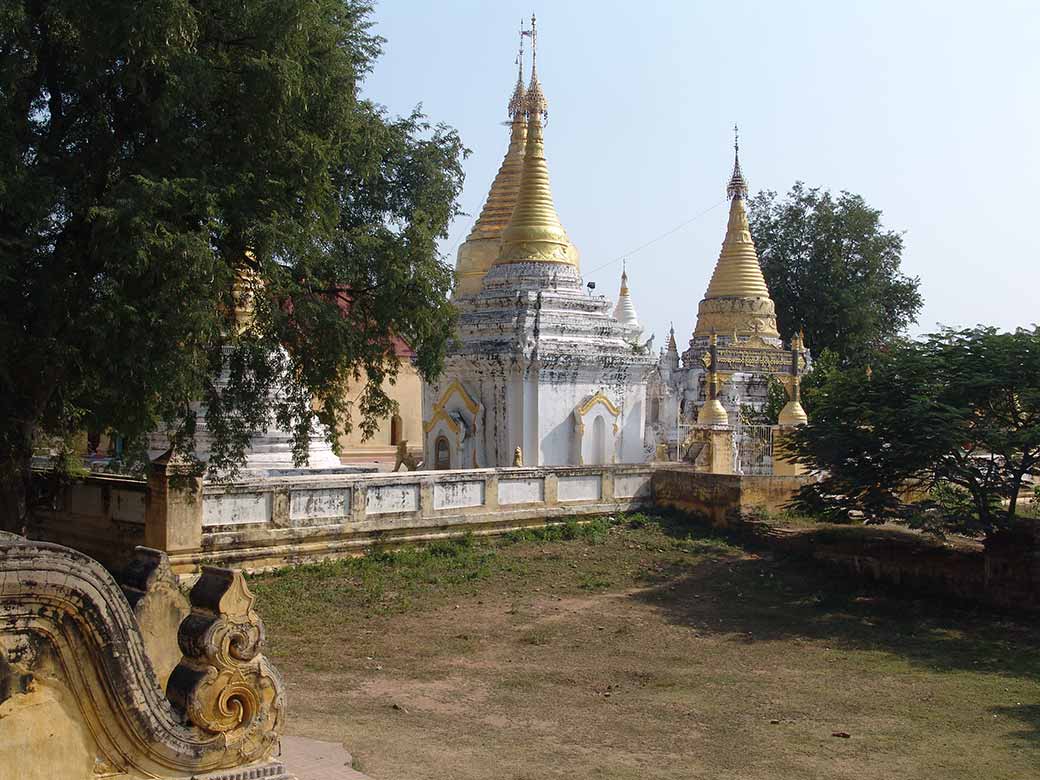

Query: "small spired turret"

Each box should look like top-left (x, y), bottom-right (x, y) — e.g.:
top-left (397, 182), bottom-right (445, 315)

top-left (612, 264), bottom-right (642, 338)
top-left (661, 324), bottom-right (680, 372)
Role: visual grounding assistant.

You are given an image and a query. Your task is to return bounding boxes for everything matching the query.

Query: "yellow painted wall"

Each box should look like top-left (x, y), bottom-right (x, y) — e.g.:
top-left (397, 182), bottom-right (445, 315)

top-left (337, 360), bottom-right (424, 465)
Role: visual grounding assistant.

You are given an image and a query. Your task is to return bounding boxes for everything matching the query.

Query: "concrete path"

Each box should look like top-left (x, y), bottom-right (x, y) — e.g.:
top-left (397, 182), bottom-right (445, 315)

top-left (279, 735), bottom-right (374, 780)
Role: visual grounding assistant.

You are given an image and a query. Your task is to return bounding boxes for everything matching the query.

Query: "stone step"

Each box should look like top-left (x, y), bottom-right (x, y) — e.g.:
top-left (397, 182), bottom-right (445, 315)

top-left (278, 736), bottom-right (374, 780)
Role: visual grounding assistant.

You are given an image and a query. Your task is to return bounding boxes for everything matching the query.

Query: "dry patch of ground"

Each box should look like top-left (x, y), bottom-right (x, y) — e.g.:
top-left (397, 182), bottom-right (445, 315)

top-left (251, 514), bottom-right (1040, 780)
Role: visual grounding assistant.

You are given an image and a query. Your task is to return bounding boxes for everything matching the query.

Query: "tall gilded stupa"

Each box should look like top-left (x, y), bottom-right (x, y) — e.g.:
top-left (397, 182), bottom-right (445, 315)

top-left (424, 16), bottom-right (654, 469)
top-left (692, 133), bottom-right (779, 340)
top-left (452, 31), bottom-right (530, 299)
top-left (644, 130), bottom-right (809, 474)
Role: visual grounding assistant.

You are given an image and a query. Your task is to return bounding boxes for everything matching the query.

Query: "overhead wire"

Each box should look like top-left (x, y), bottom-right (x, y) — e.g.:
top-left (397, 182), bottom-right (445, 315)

top-left (586, 197), bottom-right (727, 276)
top-left (443, 197), bottom-right (727, 273)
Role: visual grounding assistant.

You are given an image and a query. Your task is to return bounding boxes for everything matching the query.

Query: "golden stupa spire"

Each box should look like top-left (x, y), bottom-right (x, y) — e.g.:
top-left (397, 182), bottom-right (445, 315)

top-left (495, 14), bottom-right (579, 267)
top-left (666, 323), bottom-right (678, 353)
top-left (727, 124), bottom-right (749, 200)
top-left (693, 126), bottom-right (779, 337)
top-left (452, 22), bottom-right (531, 296)
top-left (507, 19), bottom-right (527, 119)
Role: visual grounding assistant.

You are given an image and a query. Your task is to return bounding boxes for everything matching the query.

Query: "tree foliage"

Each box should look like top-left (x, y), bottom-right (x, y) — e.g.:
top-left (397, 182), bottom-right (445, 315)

top-left (788, 327), bottom-right (1040, 538)
top-left (0, 1), bottom-right (466, 522)
top-left (748, 183), bottom-right (923, 366)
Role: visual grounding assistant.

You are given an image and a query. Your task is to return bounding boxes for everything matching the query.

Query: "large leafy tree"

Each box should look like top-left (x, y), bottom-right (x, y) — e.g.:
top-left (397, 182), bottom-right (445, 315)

top-left (0, 1), bottom-right (465, 523)
top-left (788, 327), bottom-right (1040, 538)
top-left (748, 183), bottom-right (923, 366)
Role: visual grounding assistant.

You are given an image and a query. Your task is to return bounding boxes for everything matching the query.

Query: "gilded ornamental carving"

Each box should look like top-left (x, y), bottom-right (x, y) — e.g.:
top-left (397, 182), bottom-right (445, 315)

top-left (0, 534), bottom-right (291, 779)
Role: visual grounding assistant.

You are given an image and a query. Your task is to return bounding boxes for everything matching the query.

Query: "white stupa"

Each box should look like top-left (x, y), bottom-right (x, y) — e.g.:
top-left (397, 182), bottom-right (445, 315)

top-left (612, 265), bottom-right (643, 339)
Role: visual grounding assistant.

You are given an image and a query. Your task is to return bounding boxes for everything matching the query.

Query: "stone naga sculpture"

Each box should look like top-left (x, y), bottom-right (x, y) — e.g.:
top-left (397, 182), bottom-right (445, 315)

top-left (0, 532), bottom-right (291, 780)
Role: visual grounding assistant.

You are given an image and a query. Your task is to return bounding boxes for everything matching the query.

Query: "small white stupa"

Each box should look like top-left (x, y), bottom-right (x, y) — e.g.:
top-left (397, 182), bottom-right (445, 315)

top-left (612, 263), bottom-right (643, 339)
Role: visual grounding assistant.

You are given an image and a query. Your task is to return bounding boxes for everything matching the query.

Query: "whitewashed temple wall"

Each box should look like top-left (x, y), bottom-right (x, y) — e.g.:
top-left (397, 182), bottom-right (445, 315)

top-left (424, 366), bottom-right (648, 468)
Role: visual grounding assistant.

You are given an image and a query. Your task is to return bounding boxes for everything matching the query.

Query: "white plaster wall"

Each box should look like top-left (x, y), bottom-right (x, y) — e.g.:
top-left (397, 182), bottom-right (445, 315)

top-left (367, 484), bottom-right (420, 514)
top-left (425, 417), bottom-right (461, 470)
top-left (537, 380), bottom-right (601, 467)
top-left (523, 373), bottom-right (539, 465)
top-left (580, 406), bottom-right (616, 465)
top-left (499, 477), bottom-right (544, 504)
top-left (204, 492), bottom-right (271, 526)
top-left (537, 381), bottom-right (648, 467)
top-left (615, 474), bottom-right (651, 498)
top-left (433, 480), bottom-right (485, 510)
top-left (558, 474), bottom-right (602, 502)
top-left (617, 383), bottom-right (648, 463)
top-left (290, 488), bottom-right (351, 521)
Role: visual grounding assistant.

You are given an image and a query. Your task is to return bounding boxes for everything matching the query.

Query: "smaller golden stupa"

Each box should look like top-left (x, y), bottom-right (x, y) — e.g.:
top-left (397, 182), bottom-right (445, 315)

top-left (777, 333), bottom-right (809, 426)
top-left (493, 15), bottom-right (580, 268)
top-left (693, 128), bottom-right (778, 338)
top-left (696, 333), bottom-right (732, 426)
top-left (453, 28), bottom-right (529, 297)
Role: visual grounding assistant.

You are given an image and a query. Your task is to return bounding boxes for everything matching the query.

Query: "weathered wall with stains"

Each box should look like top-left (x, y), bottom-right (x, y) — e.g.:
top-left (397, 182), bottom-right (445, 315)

top-left (29, 464), bottom-right (809, 576)
top-left (26, 473), bottom-right (146, 571)
top-left (193, 464), bottom-right (656, 573)
top-left (728, 518), bottom-right (1040, 613)
top-left (652, 466), bottom-right (810, 525)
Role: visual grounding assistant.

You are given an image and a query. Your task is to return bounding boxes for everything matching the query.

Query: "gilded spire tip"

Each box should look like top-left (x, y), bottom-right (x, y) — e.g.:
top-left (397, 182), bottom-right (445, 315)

top-left (522, 13), bottom-right (548, 120)
top-left (727, 123), bottom-right (748, 200)
top-left (508, 19), bottom-right (527, 118)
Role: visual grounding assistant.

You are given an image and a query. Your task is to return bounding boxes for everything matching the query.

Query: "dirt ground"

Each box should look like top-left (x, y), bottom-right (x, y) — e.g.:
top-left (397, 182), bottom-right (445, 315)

top-left (251, 514), bottom-right (1040, 780)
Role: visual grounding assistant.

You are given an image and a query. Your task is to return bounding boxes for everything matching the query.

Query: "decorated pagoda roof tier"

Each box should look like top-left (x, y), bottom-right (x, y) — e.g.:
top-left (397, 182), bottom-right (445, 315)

top-left (457, 262), bottom-right (653, 372)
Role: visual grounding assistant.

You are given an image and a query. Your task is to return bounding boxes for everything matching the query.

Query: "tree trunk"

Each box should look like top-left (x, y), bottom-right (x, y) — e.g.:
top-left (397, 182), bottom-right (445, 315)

top-left (0, 424), bottom-right (36, 533)
top-left (1006, 468), bottom-right (1026, 524)
top-left (0, 457), bottom-right (30, 534)
top-left (969, 482), bottom-right (991, 532)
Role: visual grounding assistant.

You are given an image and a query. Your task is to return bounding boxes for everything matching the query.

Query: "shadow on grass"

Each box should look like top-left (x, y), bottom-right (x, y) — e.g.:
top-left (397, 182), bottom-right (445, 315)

top-left (628, 514), bottom-right (1040, 684)
top-left (991, 704), bottom-right (1040, 744)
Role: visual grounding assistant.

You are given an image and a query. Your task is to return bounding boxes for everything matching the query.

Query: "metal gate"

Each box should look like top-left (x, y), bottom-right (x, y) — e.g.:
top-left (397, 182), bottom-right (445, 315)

top-left (736, 424), bottom-right (773, 476)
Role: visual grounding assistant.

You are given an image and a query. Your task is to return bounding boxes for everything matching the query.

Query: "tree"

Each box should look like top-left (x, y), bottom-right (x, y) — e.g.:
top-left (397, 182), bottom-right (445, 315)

top-left (787, 327), bottom-right (1040, 538)
top-left (0, 1), bottom-right (465, 524)
top-left (748, 183), bottom-right (923, 366)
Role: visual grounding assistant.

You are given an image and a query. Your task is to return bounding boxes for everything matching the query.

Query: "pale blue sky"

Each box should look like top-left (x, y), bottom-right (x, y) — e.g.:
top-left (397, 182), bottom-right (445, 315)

top-left (362, 1), bottom-right (1039, 347)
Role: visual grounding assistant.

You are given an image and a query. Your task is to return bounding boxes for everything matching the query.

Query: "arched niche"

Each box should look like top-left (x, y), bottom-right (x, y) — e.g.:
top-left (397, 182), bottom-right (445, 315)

top-left (573, 391), bottom-right (621, 465)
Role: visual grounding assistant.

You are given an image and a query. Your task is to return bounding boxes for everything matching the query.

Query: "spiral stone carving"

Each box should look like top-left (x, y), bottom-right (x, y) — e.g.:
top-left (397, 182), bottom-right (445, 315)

top-left (168, 567), bottom-right (285, 763)
top-left (0, 534), bottom-right (291, 779)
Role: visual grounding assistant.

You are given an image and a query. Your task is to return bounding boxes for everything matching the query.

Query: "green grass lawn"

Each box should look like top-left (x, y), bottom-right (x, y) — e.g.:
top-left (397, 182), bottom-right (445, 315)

top-left (251, 512), bottom-right (1040, 780)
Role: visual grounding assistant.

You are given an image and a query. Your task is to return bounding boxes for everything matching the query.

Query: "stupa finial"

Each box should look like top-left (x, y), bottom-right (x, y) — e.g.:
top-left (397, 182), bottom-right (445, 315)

top-left (727, 123), bottom-right (749, 201)
top-left (523, 14), bottom-right (548, 120)
top-left (508, 19), bottom-right (527, 118)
